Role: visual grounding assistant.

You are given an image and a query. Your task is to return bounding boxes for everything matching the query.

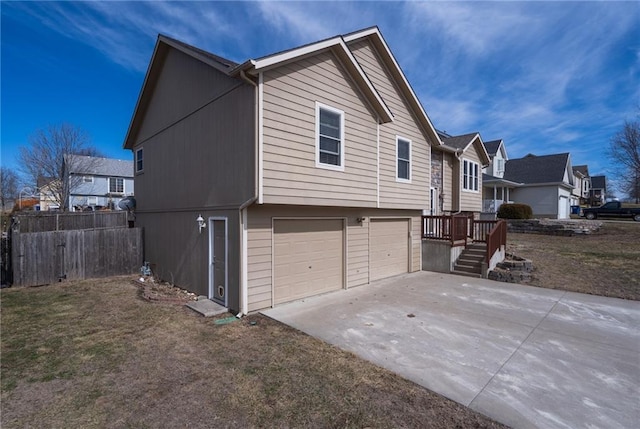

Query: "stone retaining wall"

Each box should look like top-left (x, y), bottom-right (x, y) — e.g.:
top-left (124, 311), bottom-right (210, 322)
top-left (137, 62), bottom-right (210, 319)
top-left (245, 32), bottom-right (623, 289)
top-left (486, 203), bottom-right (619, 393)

top-left (507, 219), bottom-right (601, 236)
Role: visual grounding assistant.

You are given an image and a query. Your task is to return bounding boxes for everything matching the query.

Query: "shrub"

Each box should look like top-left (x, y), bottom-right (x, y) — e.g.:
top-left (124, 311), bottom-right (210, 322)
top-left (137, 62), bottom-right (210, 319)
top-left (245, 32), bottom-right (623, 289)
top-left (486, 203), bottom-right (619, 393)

top-left (497, 203), bottom-right (533, 219)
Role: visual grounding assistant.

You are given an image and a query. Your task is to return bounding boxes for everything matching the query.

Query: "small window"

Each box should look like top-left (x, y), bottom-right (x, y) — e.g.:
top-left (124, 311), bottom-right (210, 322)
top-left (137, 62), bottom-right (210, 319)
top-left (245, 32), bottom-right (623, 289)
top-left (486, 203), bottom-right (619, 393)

top-left (135, 148), bottom-right (144, 173)
top-left (463, 159), bottom-right (479, 192)
top-left (87, 196), bottom-right (98, 206)
top-left (83, 176), bottom-right (94, 183)
top-left (109, 177), bottom-right (124, 194)
top-left (316, 103), bottom-right (344, 170)
top-left (396, 137), bottom-right (411, 182)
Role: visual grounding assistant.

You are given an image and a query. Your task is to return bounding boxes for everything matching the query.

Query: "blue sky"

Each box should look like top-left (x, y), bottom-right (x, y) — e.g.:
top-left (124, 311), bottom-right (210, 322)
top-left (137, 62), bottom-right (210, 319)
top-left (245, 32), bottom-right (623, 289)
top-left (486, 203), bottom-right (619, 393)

top-left (2, 1), bottom-right (639, 191)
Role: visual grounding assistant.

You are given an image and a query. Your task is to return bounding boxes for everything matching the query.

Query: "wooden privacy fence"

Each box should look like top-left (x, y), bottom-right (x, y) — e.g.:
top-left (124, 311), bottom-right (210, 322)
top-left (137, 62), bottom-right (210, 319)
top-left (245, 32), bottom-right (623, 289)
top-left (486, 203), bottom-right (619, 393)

top-left (12, 227), bottom-right (143, 287)
top-left (13, 211), bottom-right (128, 233)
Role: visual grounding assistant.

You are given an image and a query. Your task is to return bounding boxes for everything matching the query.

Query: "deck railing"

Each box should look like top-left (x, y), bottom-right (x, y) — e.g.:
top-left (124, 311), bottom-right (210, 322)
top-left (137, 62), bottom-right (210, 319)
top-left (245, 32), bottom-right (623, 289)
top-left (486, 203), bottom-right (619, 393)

top-left (422, 214), bottom-right (473, 247)
top-left (422, 215), bottom-right (507, 262)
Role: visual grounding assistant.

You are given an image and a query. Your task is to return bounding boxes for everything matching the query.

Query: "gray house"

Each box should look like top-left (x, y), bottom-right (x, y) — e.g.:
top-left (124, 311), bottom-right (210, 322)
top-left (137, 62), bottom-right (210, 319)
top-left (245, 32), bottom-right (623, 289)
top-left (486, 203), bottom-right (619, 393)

top-left (123, 27), bottom-right (445, 314)
top-left (64, 155), bottom-right (134, 211)
top-left (503, 153), bottom-right (574, 219)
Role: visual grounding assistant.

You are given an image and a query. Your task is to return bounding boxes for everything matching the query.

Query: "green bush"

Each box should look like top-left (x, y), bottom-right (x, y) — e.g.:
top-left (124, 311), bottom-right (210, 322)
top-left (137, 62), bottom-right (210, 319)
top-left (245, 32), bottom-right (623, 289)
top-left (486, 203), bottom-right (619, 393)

top-left (497, 203), bottom-right (533, 219)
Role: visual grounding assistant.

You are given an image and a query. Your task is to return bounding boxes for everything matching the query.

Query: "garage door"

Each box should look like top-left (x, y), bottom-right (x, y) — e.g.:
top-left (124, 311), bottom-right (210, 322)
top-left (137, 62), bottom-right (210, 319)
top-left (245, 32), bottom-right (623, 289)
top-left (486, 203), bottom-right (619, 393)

top-left (370, 219), bottom-right (409, 281)
top-left (274, 219), bottom-right (344, 305)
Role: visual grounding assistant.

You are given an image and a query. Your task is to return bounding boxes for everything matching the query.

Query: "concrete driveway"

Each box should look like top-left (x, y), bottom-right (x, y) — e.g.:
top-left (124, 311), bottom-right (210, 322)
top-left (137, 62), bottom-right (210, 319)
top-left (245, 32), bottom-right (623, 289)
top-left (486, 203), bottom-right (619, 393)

top-left (262, 271), bottom-right (640, 429)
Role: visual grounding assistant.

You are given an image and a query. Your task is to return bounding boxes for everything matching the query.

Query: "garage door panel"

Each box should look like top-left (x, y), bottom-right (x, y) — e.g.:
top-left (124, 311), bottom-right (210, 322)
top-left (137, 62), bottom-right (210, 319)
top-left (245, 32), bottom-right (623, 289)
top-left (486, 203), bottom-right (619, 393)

top-left (370, 219), bottom-right (409, 281)
top-left (274, 219), bottom-right (344, 305)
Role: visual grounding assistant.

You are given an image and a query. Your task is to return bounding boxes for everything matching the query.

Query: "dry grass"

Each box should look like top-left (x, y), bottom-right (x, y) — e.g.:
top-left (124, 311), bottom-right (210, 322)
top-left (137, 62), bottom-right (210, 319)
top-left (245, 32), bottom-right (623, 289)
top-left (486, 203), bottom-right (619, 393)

top-left (507, 221), bottom-right (640, 300)
top-left (1, 277), bottom-right (505, 429)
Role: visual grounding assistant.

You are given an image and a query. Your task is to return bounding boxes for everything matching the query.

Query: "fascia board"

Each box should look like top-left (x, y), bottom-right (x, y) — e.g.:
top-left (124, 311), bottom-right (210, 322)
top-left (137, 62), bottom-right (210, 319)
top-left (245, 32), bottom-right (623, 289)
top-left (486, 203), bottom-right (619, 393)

top-left (249, 37), bottom-right (393, 123)
top-left (344, 28), bottom-right (442, 146)
top-left (123, 38), bottom-right (165, 149)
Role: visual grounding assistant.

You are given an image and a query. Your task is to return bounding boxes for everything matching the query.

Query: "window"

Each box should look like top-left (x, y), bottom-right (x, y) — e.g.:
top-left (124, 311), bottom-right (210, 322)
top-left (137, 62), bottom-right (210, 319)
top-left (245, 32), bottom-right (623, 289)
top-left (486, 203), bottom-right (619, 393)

top-left (87, 196), bottom-right (98, 206)
top-left (83, 176), bottom-right (93, 183)
top-left (396, 137), bottom-right (411, 182)
top-left (109, 177), bottom-right (124, 194)
top-left (496, 158), bottom-right (505, 174)
top-left (135, 148), bottom-right (144, 173)
top-left (463, 159), bottom-right (479, 192)
top-left (316, 103), bottom-right (344, 170)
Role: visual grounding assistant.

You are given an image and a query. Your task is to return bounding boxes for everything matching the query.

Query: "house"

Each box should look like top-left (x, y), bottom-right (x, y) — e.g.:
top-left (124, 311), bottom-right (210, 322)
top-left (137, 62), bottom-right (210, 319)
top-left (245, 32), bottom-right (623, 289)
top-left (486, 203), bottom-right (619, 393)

top-left (571, 165), bottom-right (591, 206)
top-left (481, 139), bottom-right (519, 214)
top-left (123, 27), bottom-right (444, 314)
top-left (64, 155), bottom-right (134, 211)
top-left (37, 176), bottom-right (60, 211)
top-left (430, 131), bottom-right (490, 215)
top-left (503, 153), bottom-right (575, 219)
top-left (589, 175), bottom-right (607, 206)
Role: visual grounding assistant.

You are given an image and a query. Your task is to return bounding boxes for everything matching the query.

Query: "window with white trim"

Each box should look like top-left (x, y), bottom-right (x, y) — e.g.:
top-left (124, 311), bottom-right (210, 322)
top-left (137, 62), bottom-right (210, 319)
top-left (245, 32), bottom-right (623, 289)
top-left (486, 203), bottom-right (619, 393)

top-left (316, 103), bottom-right (344, 170)
top-left (463, 159), bottom-right (479, 192)
top-left (135, 148), bottom-right (144, 173)
top-left (109, 177), bottom-right (124, 194)
top-left (87, 196), bottom-right (98, 206)
top-left (396, 137), bottom-right (411, 182)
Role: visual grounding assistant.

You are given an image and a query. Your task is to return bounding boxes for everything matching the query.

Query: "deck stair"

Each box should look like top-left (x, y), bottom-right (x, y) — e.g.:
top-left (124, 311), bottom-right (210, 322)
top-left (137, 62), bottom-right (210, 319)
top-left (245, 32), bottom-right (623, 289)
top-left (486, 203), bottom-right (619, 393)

top-left (452, 242), bottom-right (486, 277)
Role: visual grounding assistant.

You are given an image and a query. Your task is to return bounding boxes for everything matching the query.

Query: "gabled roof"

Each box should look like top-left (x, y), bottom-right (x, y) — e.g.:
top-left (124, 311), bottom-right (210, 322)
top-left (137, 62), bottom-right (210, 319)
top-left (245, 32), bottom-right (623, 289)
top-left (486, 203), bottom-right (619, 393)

top-left (65, 155), bottom-right (134, 178)
top-left (343, 27), bottom-right (442, 145)
top-left (124, 34), bottom-right (242, 149)
top-left (573, 164), bottom-right (589, 177)
top-left (503, 153), bottom-right (572, 185)
top-left (438, 132), bottom-right (491, 165)
top-left (124, 27), bottom-right (445, 149)
top-left (233, 27), bottom-right (393, 124)
top-left (161, 34), bottom-right (238, 72)
top-left (483, 140), bottom-right (501, 156)
top-left (442, 132), bottom-right (480, 151)
top-left (591, 175), bottom-right (606, 190)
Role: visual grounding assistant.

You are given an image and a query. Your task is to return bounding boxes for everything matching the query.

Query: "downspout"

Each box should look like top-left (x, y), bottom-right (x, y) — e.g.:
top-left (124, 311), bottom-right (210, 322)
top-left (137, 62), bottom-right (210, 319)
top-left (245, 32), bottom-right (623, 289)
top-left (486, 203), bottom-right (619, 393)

top-left (236, 69), bottom-right (258, 318)
top-left (453, 149), bottom-right (463, 214)
top-left (237, 196), bottom-right (257, 318)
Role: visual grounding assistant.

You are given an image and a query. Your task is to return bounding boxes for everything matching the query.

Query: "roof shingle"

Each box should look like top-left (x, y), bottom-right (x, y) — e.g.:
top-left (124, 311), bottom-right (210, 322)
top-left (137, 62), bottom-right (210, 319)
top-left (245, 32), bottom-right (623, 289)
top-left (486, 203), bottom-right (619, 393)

top-left (503, 153), bottom-right (570, 184)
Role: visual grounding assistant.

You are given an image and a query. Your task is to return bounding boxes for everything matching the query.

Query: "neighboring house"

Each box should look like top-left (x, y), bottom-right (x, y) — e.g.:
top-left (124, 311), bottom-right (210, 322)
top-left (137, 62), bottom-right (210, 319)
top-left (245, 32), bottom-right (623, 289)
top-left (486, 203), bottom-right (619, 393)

top-left (481, 139), bottom-right (519, 214)
top-left (503, 153), bottom-right (575, 219)
top-left (37, 176), bottom-right (60, 211)
top-left (123, 27), bottom-right (444, 314)
top-left (430, 131), bottom-right (490, 215)
top-left (589, 175), bottom-right (607, 206)
top-left (64, 155), bottom-right (134, 211)
top-left (571, 165), bottom-right (591, 206)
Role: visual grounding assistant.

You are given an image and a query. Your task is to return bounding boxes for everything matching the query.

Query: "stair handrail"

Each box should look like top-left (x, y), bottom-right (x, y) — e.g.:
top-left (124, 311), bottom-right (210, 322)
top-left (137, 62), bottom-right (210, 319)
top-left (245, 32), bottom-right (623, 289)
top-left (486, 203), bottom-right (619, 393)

top-left (485, 220), bottom-right (507, 263)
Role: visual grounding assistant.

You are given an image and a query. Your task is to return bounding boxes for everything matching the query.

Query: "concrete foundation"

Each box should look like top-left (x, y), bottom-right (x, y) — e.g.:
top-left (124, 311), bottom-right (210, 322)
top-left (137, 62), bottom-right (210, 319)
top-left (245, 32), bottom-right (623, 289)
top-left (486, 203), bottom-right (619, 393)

top-left (422, 240), bottom-right (462, 273)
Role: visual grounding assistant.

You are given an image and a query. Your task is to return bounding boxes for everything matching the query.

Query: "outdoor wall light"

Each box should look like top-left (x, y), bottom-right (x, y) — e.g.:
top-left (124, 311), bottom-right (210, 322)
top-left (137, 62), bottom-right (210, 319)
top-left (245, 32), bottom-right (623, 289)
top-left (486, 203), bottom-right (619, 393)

top-left (356, 217), bottom-right (366, 223)
top-left (196, 214), bottom-right (206, 234)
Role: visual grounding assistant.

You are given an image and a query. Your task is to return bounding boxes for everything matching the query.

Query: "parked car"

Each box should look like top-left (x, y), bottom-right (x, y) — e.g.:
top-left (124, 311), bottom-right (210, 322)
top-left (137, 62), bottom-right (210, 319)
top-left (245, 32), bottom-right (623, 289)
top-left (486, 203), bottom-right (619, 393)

top-left (582, 201), bottom-right (640, 221)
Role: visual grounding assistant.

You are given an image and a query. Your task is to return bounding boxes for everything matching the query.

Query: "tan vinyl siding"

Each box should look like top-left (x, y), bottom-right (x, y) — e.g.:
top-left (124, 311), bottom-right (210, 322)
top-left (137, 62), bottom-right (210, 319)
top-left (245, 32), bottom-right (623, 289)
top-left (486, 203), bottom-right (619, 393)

top-left (261, 51), bottom-right (379, 207)
top-left (443, 152), bottom-right (454, 212)
top-left (460, 143), bottom-right (483, 212)
top-left (348, 40), bottom-right (430, 211)
top-left (246, 205), bottom-right (421, 312)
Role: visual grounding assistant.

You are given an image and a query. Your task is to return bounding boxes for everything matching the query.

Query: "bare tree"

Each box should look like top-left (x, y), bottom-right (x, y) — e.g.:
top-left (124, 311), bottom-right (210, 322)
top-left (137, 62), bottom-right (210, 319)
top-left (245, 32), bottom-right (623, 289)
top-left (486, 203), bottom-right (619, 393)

top-left (0, 167), bottom-right (19, 211)
top-left (609, 119), bottom-right (640, 204)
top-left (18, 123), bottom-right (102, 211)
